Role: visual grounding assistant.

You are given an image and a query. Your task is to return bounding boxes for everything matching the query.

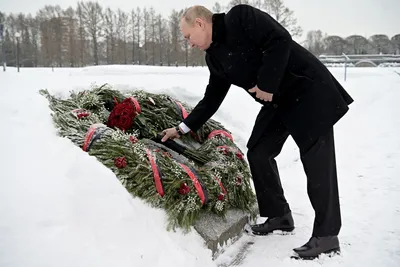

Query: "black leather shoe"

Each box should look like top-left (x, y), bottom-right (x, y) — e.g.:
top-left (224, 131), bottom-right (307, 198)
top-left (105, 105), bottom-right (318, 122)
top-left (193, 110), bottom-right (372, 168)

top-left (292, 236), bottom-right (340, 260)
top-left (250, 212), bottom-right (294, 235)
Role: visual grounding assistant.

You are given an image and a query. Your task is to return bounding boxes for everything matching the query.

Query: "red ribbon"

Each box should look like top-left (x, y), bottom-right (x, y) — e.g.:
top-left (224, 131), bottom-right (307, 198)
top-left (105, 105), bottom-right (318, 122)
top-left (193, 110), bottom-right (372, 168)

top-left (179, 163), bottom-right (206, 205)
top-left (208, 130), bottom-right (233, 141)
top-left (214, 176), bottom-right (227, 199)
top-left (82, 124), bottom-right (110, 152)
top-left (175, 101), bottom-right (188, 119)
top-left (175, 101), bottom-right (201, 142)
top-left (82, 126), bottom-right (97, 152)
top-left (146, 148), bottom-right (164, 197)
top-left (129, 97), bottom-right (142, 114)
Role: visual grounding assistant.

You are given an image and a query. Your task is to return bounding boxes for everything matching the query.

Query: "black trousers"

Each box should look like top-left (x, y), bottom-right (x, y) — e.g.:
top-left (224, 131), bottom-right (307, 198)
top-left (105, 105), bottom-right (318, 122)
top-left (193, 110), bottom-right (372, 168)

top-left (247, 115), bottom-right (341, 237)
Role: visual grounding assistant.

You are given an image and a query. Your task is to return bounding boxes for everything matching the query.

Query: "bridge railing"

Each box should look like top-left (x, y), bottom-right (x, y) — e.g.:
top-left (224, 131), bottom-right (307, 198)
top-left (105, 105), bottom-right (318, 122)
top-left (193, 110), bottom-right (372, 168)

top-left (319, 53), bottom-right (400, 81)
top-left (319, 54), bottom-right (400, 65)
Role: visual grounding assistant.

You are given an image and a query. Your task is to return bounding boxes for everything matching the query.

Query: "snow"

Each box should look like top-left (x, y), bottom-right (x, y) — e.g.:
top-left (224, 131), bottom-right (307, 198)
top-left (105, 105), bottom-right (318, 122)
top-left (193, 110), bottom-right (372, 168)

top-left (1, 65), bottom-right (399, 267)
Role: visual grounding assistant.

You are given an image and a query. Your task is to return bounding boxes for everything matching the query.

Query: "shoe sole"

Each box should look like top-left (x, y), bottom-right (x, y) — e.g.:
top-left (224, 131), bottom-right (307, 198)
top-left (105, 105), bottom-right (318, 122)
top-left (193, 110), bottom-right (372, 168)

top-left (249, 227), bottom-right (295, 236)
top-left (291, 247), bottom-right (341, 260)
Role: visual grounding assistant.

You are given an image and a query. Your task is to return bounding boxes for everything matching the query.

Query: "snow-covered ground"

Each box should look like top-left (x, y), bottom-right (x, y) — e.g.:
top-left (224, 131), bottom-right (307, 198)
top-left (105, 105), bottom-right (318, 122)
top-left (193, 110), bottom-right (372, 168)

top-left (1, 65), bottom-right (399, 267)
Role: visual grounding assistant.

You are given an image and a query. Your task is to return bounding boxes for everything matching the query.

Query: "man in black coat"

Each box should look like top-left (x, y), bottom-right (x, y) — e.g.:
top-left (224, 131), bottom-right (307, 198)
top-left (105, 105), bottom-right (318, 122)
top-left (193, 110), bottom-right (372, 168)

top-left (161, 4), bottom-right (353, 259)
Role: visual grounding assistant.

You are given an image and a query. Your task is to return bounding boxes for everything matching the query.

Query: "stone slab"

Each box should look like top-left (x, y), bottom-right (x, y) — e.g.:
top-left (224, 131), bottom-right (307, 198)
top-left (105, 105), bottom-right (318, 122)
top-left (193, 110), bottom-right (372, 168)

top-left (194, 205), bottom-right (258, 259)
top-left (144, 139), bottom-right (259, 258)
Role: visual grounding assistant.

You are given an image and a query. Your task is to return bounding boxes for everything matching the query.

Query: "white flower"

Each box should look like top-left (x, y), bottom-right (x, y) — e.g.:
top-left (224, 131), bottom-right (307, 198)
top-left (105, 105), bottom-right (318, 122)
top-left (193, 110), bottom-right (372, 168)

top-left (215, 200), bottom-right (225, 212)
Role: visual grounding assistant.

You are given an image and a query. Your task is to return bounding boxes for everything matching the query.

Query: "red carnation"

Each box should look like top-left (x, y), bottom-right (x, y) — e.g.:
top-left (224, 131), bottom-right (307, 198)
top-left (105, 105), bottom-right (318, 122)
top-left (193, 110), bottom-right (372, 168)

top-left (163, 152), bottom-right (172, 158)
top-left (77, 111), bottom-right (90, 119)
top-left (218, 147), bottom-right (229, 155)
top-left (178, 183), bottom-right (190, 195)
top-left (129, 135), bottom-right (138, 144)
top-left (114, 157), bottom-right (127, 168)
top-left (217, 193), bottom-right (225, 201)
top-left (71, 108), bottom-right (90, 119)
top-left (107, 98), bottom-right (139, 131)
top-left (235, 152), bottom-right (244, 160)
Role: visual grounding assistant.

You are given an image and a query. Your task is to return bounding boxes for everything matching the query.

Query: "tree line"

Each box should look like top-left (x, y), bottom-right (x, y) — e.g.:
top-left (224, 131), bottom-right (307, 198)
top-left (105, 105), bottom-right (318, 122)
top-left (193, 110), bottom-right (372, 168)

top-left (0, 0), bottom-right (304, 67)
top-left (0, 0), bottom-right (399, 68)
top-left (304, 30), bottom-right (400, 56)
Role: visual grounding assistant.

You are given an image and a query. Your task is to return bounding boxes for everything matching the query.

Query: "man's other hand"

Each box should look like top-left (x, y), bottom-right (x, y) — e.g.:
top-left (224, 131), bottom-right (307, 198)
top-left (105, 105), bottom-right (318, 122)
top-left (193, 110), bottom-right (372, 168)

top-left (161, 127), bottom-right (181, 142)
top-left (248, 86), bottom-right (273, 102)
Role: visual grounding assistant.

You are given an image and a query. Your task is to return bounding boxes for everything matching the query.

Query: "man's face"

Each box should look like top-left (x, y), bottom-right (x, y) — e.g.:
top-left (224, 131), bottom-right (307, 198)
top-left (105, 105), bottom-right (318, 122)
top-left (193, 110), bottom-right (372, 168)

top-left (180, 18), bottom-right (211, 51)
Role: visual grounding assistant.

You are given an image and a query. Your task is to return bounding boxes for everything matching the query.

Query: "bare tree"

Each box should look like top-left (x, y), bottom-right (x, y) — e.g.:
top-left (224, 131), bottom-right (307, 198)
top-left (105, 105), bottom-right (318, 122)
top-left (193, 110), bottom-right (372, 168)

top-left (304, 30), bottom-right (326, 56)
top-left (54, 6), bottom-right (65, 67)
top-left (76, 2), bottom-right (91, 66)
top-left (345, 35), bottom-right (369, 54)
top-left (166, 31), bottom-right (171, 66)
top-left (260, 0), bottom-right (302, 38)
top-left (130, 9), bottom-right (136, 64)
top-left (28, 16), bottom-right (40, 66)
top-left (117, 9), bottom-right (129, 64)
top-left (212, 2), bottom-right (223, 12)
top-left (143, 8), bottom-right (150, 64)
top-left (169, 9), bottom-right (184, 65)
top-left (80, 1), bottom-right (103, 65)
top-left (0, 11), bottom-right (5, 23)
top-left (136, 7), bottom-right (141, 64)
top-left (157, 15), bottom-right (165, 65)
top-left (392, 34), bottom-right (400, 54)
top-left (369, 34), bottom-right (393, 54)
top-left (63, 7), bottom-right (78, 67)
top-left (227, 0), bottom-right (249, 9)
top-left (37, 7), bottom-right (56, 66)
top-left (149, 7), bottom-right (157, 65)
top-left (324, 35), bottom-right (346, 55)
top-left (36, 6), bottom-right (65, 67)
top-left (15, 13), bottom-right (33, 66)
top-left (189, 46), bottom-right (205, 67)
top-left (104, 8), bottom-right (116, 64)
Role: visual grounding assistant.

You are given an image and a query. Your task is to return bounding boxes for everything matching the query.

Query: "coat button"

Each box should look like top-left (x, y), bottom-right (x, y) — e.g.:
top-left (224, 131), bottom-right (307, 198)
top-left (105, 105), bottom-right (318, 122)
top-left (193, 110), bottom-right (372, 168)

top-left (273, 104), bottom-right (278, 108)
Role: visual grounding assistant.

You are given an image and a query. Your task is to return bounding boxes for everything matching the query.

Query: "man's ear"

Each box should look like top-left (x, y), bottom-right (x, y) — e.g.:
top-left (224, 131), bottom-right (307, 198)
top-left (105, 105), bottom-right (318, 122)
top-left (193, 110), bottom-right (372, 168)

top-left (195, 17), bottom-right (205, 29)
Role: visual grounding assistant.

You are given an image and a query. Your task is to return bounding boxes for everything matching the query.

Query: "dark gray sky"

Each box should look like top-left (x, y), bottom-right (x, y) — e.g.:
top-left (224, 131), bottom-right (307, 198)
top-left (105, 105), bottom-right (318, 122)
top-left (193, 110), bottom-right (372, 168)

top-left (1, 0), bottom-right (398, 41)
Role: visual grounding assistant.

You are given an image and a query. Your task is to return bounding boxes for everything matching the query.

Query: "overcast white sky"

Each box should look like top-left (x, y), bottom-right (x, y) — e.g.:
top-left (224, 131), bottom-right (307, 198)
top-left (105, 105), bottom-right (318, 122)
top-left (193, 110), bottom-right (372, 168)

top-left (0, 0), bottom-right (398, 41)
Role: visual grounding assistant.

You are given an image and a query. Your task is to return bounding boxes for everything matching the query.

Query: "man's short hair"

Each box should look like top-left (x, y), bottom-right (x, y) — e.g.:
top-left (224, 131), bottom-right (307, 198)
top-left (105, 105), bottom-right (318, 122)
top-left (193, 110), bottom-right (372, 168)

top-left (182, 5), bottom-right (213, 25)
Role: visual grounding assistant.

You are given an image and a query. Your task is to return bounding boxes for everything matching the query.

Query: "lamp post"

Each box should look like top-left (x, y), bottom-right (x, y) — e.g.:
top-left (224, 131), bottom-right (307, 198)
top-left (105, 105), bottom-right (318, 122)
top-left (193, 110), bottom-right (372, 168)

top-left (342, 53), bottom-right (350, 81)
top-left (15, 31), bottom-right (20, 72)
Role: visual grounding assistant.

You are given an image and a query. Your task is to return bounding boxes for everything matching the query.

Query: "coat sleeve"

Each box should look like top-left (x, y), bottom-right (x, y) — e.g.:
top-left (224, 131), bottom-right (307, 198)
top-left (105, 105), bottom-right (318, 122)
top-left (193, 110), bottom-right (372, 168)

top-left (182, 56), bottom-right (231, 132)
top-left (228, 4), bottom-right (292, 94)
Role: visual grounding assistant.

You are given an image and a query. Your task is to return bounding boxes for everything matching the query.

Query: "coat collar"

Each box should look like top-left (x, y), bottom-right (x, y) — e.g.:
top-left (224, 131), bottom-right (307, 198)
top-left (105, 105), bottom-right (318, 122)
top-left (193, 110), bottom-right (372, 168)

top-left (206, 13), bottom-right (226, 52)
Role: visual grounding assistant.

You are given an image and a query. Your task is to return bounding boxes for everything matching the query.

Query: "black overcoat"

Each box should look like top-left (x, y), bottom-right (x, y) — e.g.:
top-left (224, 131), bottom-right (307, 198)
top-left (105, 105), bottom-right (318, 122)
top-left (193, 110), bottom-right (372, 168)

top-left (182, 4), bottom-right (354, 150)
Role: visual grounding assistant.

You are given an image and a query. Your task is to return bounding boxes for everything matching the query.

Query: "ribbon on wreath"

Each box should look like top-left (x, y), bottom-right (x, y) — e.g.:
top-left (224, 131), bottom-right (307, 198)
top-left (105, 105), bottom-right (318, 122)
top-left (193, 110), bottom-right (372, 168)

top-left (207, 130), bottom-right (233, 141)
top-left (217, 145), bottom-right (244, 160)
top-left (174, 101), bottom-right (188, 119)
top-left (213, 176), bottom-right (227, 199)
top-left (146, 148), bottom-right (165, 197)
top-left (173, 100), bottom-right (200, 142)
top-left (179, 163), bottom-right (208, 205)
top-left (129, 97), bottom-right (142, 114)
top-left (82, 123), bottom-right (111, 152)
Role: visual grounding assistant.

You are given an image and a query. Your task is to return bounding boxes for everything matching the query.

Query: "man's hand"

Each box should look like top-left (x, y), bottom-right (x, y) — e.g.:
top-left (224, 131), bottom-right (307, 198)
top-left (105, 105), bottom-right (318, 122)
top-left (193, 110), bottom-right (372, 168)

top-left (161, 127), bottom-right (181, 142)
top-left (248, 86), bottom-right (273, 102)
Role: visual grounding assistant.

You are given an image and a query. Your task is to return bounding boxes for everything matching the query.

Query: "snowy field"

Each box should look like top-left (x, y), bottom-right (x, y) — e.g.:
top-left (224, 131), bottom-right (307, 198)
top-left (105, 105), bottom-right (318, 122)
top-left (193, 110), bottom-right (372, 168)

top-left (1, 65), bottom-right (399, 267)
